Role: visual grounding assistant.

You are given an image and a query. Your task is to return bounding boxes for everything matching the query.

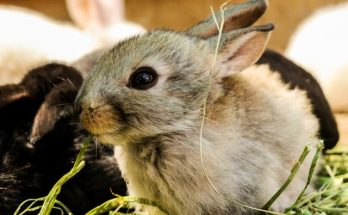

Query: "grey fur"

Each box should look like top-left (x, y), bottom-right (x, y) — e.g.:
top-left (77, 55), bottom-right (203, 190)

top-left (76, 1), bottom-right (322, 215)
top-left (186, 0), bottom-right (268, 38)
top-left (72, 49), bottom-right (109, 76)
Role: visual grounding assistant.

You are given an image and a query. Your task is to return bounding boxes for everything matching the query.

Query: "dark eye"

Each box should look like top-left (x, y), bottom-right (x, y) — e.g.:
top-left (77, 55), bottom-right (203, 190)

top-left (128, 67), bottom-right (158, 90)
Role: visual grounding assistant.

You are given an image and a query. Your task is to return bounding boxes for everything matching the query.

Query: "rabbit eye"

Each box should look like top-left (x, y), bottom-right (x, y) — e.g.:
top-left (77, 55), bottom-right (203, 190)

top-left (128, 67), bottom-right (158, 90)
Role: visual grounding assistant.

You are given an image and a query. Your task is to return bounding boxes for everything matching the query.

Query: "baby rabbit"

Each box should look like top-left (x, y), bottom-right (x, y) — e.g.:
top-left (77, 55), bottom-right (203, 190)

top-left (76, 0), bottom-right (338, 214)
top-left (0, 0), bottom-right (145, 85)
top-left (0, 63), bottom-right (127, 214)
top-left (285, 1), bottom-right (348, 113)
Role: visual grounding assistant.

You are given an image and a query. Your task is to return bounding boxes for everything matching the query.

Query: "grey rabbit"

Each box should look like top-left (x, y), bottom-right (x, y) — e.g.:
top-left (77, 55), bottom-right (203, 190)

top-left (76, 0), bottom-right (338, 214)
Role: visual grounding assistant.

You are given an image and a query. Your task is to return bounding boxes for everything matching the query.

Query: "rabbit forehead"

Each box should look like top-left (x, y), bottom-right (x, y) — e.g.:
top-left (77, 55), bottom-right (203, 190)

top-left (97, 30), bottom-right (204, 78)
top-left (83, 30), bottom-right (211, 97)
top-left (78, 30), bottom-right (211, 135)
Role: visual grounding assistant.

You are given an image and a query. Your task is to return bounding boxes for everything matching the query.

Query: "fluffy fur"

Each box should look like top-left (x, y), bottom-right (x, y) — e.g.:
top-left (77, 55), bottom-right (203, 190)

top-left (0, 64), bottom-right (127, 214)
top-left (285, 1), bottom-right (348, 112)
top-left (0, 0), bottom-right (145, 85)
top-left (77, 1), bottom-right (337, 214)
top-left (256, 49), bottom-right (338, 149)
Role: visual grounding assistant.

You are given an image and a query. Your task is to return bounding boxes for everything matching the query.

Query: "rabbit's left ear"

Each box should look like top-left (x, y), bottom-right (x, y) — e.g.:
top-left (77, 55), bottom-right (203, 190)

top-left (209, 24), bottom-right (274, 78)
top-left (186, 0), bottom-right (268, 38)
top-left (0, 85), bottom-right (31, 110)
top-left (24, 65), bottom-right (83, 144)
top-left (29, 81), bottom-right (80, 144)
top-left (66, 0), bottom-right (125, 31)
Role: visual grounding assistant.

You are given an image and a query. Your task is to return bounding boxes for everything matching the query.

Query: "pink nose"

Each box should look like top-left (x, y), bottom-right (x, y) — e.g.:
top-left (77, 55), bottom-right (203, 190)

top-left (79, 104), bottom-right (99, 134)
top-left (79, 103), bottom-right (119, 135)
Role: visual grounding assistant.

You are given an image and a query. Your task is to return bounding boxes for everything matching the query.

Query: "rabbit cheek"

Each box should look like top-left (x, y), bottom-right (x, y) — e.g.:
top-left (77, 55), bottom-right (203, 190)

top-left (80, 104), bottom-right (121, 135)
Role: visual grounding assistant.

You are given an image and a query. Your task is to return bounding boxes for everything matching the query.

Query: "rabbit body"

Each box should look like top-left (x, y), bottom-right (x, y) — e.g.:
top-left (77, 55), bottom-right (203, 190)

top-left (285, 2), bottom-right (348, 112)
top-left (115, 66), bottom-right (319, 215)
top-left (78, 29), bottom-right (320, 214)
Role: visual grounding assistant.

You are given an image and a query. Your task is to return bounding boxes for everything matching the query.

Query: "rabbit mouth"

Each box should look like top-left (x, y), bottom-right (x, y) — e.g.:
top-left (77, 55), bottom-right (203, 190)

top-left (79, 104), bottom-right (123, 135)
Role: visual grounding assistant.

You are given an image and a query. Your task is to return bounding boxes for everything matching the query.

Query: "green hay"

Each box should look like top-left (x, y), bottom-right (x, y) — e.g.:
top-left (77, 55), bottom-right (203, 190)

top-left (84, 196), bottom-right (168, 215)
top-left (263, 143), bottom-right (321, 210)
top-left (14, 136), bottom-right (93, 215)
top-left (14, 135), bottom-right (348, 215)
top-left (285, 147), bottom-right (348, 215)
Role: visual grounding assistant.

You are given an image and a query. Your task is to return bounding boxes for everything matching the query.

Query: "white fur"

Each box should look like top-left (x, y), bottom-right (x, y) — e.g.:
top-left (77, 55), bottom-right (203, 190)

top-left (285, 2), bottom-right (348, 112)
top-left (0, 1), bottom-right (145, 85)
top-left (0, 6), bottom-right (95, 84)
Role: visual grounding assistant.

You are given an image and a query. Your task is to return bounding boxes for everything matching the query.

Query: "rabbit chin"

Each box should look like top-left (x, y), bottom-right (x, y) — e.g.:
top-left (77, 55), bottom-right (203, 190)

top-left (95, 132), bottom-right (129, 146)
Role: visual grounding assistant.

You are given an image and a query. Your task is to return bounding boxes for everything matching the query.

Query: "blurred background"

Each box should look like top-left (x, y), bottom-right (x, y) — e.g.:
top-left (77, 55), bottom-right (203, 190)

top-left (0, 0), bottom-right (347, 144)
top-left (0, 0), bottom-right (345, 51)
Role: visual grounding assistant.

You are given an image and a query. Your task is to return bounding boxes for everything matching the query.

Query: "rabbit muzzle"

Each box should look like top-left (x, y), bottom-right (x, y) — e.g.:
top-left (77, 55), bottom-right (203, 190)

top-left (79, 103), bottom-right (121, 137)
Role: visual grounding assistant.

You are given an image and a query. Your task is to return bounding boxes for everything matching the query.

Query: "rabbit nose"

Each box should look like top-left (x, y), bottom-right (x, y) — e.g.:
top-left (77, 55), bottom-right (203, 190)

top-left (80, 103), bottom-right (100, 117)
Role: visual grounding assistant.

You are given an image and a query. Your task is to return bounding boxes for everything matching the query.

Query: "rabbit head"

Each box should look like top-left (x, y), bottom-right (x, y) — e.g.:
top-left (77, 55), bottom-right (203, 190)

top-left (0, 63), bottom-right (83, 212)
top-left (0, 63), bottom-right (126, 214)
top-left (76, 0), bottom-right (271, 145)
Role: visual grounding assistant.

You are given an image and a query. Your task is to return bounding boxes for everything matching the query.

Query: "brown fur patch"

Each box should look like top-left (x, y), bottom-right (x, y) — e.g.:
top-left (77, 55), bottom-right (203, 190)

top-left (80, 104), bottom-right (120, 135)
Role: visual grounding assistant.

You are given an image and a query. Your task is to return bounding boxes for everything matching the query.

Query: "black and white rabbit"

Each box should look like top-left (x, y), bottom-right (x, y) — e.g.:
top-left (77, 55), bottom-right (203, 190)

top-left (0, 63), bottom-right (127, 214)
top-left (76, 0), bottom-right (339, 214)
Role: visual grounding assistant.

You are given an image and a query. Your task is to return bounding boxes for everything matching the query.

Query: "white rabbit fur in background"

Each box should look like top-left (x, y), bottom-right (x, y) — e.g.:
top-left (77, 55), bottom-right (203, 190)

top-left (285, 2), bottom-right (348, 113)
top-left (0, 0), bottom-right (145, 85)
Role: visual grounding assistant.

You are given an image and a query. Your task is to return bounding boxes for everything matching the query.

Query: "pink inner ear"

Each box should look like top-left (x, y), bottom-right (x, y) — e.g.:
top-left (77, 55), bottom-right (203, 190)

top-left (66, 0), bottom-right (91, 30)
top-left (67, 0), bottom-right (125, 31)
top-left (92, 0), bottom-right (125, 26)
top-left (222, 32), bottom-right (269, 72)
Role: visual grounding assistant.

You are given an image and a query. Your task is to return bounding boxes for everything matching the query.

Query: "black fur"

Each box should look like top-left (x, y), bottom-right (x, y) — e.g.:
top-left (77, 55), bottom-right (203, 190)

top-left (256, 50), bottom-right (339, 150)
top-left (0, 64), bottom-right (127, 215)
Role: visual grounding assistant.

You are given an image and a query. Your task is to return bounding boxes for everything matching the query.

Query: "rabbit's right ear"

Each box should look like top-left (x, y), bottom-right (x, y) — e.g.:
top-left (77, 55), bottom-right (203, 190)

top-left (186, 0), bottom-right (268, 38)
top-left (66, 0), bottom-right (124, 31)
top-left (209, 24), bottom-right (274, 78)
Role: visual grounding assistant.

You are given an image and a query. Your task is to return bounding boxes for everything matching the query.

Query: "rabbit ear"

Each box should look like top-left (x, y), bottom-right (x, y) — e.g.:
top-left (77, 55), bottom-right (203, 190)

top-left (210, 24), bottom-right (273, 78)
top-left (66, 0), bottom-right (125, 31)
top-left (0, 85), bottom-right (31, 110)
top-left (24, 64), bottom-right (83, 144)
top-left (29, 81), bottom-right (80, 144)
top-left (186, 0), bottom-right (268, 38)
top-left (21, 63), bottom-right (83, 97)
